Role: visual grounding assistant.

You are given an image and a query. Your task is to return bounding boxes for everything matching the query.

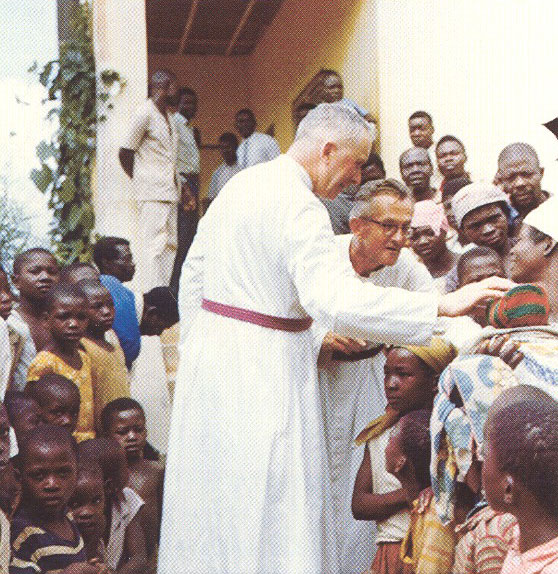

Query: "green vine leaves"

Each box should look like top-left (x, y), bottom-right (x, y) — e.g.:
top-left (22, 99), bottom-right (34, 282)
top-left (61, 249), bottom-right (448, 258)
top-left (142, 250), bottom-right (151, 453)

top-left (30, 2), bottom-right (125, 264)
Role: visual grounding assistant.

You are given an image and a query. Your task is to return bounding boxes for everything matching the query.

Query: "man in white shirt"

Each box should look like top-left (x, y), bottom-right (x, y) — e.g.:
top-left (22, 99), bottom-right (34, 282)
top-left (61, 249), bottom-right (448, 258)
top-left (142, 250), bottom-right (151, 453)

top-left (235, 108), bottom-right (280, 169)
top-left (170, 87), bottom-right (201, 293)
top-left (205, 132), bottom-right (241, 212)
top-left (119, 69), bottom-right (181, 291)
top-left (159, 103), bottom-right (512, 574)
top-left (315, 179), bottom-right (434, 573)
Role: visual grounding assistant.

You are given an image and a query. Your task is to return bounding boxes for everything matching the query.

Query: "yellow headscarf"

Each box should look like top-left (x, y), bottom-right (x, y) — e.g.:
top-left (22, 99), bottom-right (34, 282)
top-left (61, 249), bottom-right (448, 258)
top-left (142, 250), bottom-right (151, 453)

top-left (402, 336), bottom-right (457, 374)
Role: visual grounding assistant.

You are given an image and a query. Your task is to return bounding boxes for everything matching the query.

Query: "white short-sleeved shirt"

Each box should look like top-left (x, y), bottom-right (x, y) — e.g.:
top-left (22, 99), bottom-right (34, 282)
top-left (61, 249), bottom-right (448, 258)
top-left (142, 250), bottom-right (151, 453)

top-left (123, 99), bottom-right (179, 202)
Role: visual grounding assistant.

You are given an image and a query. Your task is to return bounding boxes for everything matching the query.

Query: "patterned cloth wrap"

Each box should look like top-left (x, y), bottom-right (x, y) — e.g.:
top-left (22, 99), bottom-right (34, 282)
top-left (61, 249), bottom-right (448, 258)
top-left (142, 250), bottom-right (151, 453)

top-left (431, 326), bottom-right (558, 525)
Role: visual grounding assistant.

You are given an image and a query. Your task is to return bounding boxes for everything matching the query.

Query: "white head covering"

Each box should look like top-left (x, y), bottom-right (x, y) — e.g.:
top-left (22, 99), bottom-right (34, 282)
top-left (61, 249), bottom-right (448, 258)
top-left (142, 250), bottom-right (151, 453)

top-left (523, 195), bottom-right (558, 242)
top-left (451, 182), bottom-right (510, 229)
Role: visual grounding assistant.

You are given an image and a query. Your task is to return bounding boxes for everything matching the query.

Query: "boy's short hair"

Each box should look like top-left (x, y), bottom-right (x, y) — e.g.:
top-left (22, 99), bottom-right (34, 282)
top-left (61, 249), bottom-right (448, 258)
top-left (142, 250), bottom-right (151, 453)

top-left (25, 375), bottom-right (80, 407)
top-left (17, 424), bottom-right (78, 468)
top-left (44, 283), bottom-right (87, 312)
top-left (436, 135), bottom-right (466, 152)
top-left (13, 248), bottom-right (56, 275)
top-left (77, 279), bottom-right (107, 299)
top-left (456, 246), bottom-right (503, 284)
top-left (409, 110), bottom-right (433, 124)
top-left (4, 391), bottom-right (39, 425)
top-left (77, 460), bottom-right (104, 483)
top-left (59, 262), bottom-right (99, 283)
top-left (78, 437), bottom-right (126, 487)
top-left (101, 398), bottom-right (145, 434)
top-left (92, 237), bottom-right (130, 270)
top-left (144, 287), bottom-right (179, 325)
top-left (488, 386), bottom-right (558, 517)
top-left (398, 409), bottom-right (432, 491)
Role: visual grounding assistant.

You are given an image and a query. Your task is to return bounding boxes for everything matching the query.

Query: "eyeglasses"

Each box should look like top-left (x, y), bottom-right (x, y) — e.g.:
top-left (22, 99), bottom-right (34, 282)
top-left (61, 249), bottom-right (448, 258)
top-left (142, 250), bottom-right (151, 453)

top-left (360, 217), bottom-right (411, 237)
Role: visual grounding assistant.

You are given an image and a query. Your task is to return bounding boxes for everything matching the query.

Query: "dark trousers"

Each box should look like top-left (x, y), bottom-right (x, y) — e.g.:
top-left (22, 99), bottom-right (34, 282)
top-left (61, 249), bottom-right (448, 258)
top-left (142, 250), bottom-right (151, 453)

top-left (169, 174), bottom-right (199, 295)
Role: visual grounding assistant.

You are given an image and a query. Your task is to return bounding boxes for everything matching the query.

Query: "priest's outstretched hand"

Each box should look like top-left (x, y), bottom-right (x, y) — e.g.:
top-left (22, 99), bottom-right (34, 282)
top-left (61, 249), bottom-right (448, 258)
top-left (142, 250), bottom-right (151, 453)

top-left (438, 276), bottom-right (515, 317)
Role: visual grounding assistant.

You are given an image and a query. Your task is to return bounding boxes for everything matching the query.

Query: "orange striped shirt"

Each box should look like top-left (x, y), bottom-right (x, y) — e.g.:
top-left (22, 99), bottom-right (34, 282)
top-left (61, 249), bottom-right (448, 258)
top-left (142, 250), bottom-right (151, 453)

top-left (453, 505), bottom-right (518, 574)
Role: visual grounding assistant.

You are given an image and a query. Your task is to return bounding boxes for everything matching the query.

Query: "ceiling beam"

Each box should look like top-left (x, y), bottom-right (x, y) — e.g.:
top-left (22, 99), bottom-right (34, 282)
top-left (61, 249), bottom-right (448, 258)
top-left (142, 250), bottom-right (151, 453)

top-left (178, 0), bottom-right (201, 55)
top-left (226, 0), bottom-right (257, 56)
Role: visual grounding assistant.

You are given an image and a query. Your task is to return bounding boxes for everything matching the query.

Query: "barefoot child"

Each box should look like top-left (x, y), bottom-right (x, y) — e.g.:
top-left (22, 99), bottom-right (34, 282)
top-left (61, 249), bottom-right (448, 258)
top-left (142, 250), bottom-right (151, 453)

top-left (483, 385), bottom-right (558, 574)
top-left (79, 437), bottom-right (147, 574)
top-left (352, 337), bottom-right (456, 574)
top-left (78, 280), bottom-right (130, 432)
top-left (10, 425), bottom-right (101, 574)
top-left (9, 248), bottom-right (60, 390)
top-left (26, 374), bottom-right (80, 434)
top-left (27, 284), bottom-right (95, 442)
top-left (101, 398), bottom-right (164, 561)
top-left (385, 409), bottom-right (456, 574)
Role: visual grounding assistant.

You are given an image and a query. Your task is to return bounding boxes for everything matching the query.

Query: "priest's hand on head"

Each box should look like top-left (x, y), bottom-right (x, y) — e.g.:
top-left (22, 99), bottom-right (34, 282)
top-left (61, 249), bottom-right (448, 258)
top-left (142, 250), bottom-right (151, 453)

top-left (318, 331), bottom-right (367, 366)
top-left (438, 276), bottom-right (516, 318)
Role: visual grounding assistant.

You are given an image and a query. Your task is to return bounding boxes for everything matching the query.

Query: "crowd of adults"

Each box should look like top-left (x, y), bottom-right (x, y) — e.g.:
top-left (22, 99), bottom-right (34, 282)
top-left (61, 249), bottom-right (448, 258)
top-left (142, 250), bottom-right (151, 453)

top-left (0, 65), bottom-right (556, 574)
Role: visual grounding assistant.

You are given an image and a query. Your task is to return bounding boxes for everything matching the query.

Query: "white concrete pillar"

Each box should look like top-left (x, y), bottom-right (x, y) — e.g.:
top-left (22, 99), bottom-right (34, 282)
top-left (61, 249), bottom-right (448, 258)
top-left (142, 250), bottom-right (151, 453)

top-left (91, 0), bottom-right (147, 275)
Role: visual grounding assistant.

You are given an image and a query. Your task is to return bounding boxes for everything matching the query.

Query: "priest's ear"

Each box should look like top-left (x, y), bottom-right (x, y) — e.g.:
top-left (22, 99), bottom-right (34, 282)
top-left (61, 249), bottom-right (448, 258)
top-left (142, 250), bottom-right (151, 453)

top-left (349, 215), bottom-right (366, 237)
top-left (321, 141), bottom-right (338, 164)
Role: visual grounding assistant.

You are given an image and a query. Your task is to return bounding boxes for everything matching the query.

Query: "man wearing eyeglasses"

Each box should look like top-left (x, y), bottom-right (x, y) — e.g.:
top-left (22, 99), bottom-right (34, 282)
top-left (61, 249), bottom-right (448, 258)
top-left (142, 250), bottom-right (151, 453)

top-left (315, 178), bottom-right (435, 573)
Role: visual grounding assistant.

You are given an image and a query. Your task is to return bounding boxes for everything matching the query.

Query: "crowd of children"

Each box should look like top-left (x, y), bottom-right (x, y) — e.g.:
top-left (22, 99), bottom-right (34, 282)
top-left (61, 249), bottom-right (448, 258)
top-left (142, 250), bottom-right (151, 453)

top-left (0, 240), bottom-right (177, 573)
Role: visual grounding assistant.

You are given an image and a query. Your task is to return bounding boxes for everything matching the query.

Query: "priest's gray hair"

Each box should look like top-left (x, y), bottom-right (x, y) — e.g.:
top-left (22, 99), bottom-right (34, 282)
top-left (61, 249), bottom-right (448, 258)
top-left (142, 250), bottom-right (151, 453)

top-left (349, 179), bottom-right (411, 220)
top-left (294, 103), bottom-right (374, 145)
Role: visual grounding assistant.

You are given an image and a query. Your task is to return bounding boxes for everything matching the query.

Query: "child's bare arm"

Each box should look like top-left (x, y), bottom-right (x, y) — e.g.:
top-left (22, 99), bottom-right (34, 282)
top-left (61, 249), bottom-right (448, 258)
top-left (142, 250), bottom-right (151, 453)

top-left (117, 513), bottom-right (147, 574)
top-left (351, 445), bottom-right (408, 522)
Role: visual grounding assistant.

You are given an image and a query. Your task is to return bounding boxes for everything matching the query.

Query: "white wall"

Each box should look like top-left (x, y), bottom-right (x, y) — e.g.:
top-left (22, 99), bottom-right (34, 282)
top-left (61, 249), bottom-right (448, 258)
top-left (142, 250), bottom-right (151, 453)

top-left (377, 0), bottom-right (558, 194)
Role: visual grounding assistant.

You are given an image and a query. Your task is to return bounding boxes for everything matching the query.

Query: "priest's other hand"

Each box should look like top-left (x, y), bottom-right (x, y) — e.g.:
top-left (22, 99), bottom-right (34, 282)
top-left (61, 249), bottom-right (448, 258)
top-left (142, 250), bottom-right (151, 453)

top-left (318, 331), bottom-right (367, 366)
top-left (438, 276), bottom-right (515, 317)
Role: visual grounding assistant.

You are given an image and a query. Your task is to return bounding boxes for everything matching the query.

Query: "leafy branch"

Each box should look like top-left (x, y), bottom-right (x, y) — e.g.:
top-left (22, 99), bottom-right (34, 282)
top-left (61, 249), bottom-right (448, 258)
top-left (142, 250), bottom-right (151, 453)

top-left (30, 2), bottom-right (125, 263)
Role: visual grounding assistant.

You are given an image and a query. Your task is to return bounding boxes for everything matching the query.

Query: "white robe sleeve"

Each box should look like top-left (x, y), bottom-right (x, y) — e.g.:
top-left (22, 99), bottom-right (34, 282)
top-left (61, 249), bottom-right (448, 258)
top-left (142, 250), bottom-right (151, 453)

top-left (285, 201), bottom-right (439, 345)
top-left (178, 214), bottom-right (206, 345)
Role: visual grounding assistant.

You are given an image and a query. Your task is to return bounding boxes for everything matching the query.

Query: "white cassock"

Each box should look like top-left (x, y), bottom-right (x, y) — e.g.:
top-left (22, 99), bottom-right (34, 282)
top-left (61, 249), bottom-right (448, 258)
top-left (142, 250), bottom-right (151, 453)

top-left (158, 155), bottom-right (439, 574)
top-left (314, 240), bottom-right (434, 574)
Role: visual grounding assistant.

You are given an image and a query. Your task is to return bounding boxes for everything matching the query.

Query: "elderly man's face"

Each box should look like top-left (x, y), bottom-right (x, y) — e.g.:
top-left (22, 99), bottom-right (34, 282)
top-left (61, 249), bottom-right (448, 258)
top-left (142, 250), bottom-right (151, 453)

top-left (509, 224), bottom-right (548, 283)
top-left (354, 194), bottom-right (413, 268)
top-left (437, 140), bottom-right (467, 179)
top-left (461, 204), bottom-right (509, 251)
top-left (321, 137), bottom-right (371, 199)
top-left (498, 156), bottom-right (544, 214)
top-left (400, 149), bottom-right (433, 193)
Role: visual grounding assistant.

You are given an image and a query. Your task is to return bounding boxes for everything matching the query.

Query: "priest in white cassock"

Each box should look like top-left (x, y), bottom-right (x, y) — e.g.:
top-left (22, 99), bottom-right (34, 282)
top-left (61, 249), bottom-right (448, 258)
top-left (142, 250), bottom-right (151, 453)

top-left (314, 178), bottom-right (435, 573)
top-left (158, 103), bottom-right (513, 574)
